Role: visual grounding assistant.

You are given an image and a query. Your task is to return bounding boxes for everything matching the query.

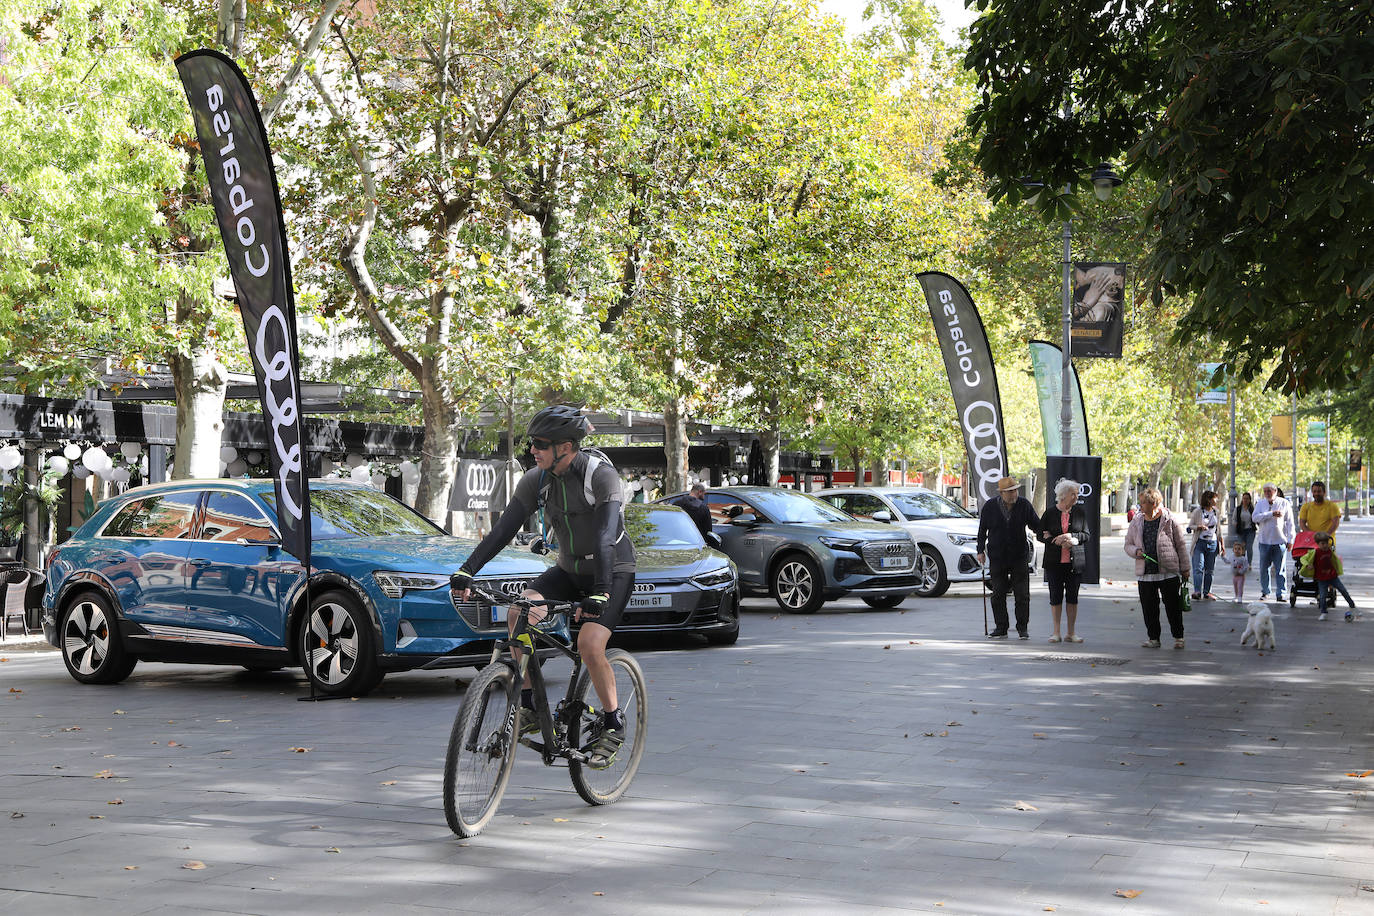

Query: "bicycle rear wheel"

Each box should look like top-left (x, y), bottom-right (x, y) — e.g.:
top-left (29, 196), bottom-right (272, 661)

top-left (569, 648), bottom-right (648, 805)
top-left (443, 661), bottom-right (518, 837)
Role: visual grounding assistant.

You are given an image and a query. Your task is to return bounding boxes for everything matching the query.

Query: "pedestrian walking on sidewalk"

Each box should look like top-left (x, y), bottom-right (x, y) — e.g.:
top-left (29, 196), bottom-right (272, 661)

top-left (1189, 490), bottom-right (1221, 601)
top-left (1123, 487), bottom-right (1188, 649)
top-left (1254, 483), bottom-right (1296, 602)
top-left (1299, 531), bottom-right (1357, 621)
top-left (977, 476), bottom-right (1042, 640)
top-left (1039, 478), bottom-right (1088, 644)
top-left (1228, 540), bottom-right (1250, 602)
top-left (1233, 491), bottom-right (1258, 567)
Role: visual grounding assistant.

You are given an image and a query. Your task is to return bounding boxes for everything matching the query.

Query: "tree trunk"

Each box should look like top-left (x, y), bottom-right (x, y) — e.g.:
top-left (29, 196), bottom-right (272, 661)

top-left (849, 446), bottom-right (863, 486)
top-left (414, 385), bottom-right (459, 529)
top-left (759, 427), bottom-right (781, 487)
top-left (169, 296), bottom-right (227, 479)
top-left (869, 455), bottom-right (888, 487)
top-left (663, 390), bottom-right (689, 495)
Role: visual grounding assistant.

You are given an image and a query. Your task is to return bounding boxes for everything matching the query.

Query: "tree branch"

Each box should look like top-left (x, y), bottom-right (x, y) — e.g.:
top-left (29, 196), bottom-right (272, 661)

top-left (261, 0), bottom-right (347, 128)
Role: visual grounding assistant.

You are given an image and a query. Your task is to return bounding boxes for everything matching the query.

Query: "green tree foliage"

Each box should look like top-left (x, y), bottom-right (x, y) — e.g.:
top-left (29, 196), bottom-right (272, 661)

top-left (964, 0), bottom-right (1374, 393)
top-left (0, 0), bottom-right (229, 394)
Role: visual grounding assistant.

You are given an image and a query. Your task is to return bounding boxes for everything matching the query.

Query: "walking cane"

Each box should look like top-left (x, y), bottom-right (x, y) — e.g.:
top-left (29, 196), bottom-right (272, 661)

top-left (981, 567), bottom-right (989, 636)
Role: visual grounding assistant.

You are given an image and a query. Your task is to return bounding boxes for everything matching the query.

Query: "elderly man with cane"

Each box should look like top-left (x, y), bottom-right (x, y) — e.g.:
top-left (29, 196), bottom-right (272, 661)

top-left (976, 476), bottom-right (1043, 639)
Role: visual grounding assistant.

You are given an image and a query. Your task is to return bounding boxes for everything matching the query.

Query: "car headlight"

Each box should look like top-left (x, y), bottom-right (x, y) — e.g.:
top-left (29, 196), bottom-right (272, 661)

top-left (947, 533), bottom-right (978, 547)
top-left (818, 536), bottom-right (863, 551)
top-left (373, 571), bottom-right (450, 599)
top-left (692, 567), bottom-right (735, 589)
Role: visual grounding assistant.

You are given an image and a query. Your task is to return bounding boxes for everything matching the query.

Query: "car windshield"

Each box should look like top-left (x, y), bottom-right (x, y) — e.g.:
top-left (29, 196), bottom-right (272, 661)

top-left (625, 507), bottom-right (705, 549)
top-left (747, 489), bottom-right (855, 524)
top-left (888, 491), bottom-right (974, 520)
top-left (261, 487), bottom-right (444, 540)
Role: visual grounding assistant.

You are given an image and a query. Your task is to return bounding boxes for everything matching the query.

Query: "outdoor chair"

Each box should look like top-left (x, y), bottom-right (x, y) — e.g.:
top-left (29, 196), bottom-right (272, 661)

top-left (1, 567), bottom-right (36, 640)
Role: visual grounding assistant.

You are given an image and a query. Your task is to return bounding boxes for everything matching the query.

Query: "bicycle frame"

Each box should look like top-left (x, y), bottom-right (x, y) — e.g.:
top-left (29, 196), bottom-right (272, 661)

top-left (475, 586), bottom-right (598, 768)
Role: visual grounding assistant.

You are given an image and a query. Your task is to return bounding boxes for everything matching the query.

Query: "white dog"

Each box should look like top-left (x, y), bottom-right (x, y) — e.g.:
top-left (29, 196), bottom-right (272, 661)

top-left (1240, 602), bottom-right (1277, 651)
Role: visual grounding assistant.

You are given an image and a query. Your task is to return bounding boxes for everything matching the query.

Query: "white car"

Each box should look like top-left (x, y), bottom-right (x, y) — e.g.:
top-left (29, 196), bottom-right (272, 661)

top-left (815, 487), bottom-right (1034, 597)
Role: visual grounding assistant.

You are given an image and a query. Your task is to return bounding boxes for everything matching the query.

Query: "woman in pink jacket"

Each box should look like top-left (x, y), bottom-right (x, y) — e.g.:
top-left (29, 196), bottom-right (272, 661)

top-left (1123, 487), bottom-right (1190, 649)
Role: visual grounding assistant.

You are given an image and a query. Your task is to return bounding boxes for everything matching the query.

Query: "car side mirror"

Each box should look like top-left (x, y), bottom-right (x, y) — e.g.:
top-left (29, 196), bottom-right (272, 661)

top-left (872, 510), bottom-right (893, 523)
top-left (705, 531), bottom-right (723, 549)
top-left (731, 513), bottom-right (758, 527)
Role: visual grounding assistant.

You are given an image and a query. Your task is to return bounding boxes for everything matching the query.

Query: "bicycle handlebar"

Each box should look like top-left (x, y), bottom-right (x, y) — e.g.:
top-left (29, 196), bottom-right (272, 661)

top-left (462, 583), bottom-right (579, 615)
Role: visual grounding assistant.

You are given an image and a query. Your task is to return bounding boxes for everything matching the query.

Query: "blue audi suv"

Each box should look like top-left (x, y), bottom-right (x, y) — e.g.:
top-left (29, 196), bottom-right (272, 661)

top-left (43, 479), bottom-right (554, 696)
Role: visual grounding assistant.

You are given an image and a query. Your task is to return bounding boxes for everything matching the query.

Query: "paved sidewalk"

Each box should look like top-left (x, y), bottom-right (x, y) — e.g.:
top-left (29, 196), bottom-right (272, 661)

top-left (3, 521), bottom-right (1373, 914)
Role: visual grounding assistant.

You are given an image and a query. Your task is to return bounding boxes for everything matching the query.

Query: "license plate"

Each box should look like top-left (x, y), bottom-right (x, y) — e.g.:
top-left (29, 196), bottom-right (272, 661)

top-left (628, 594), bottom-right (671, 609)
top-left (880, 556), bottom-right (907, 569)
top-left (489, 605), bottom-right (507, 625)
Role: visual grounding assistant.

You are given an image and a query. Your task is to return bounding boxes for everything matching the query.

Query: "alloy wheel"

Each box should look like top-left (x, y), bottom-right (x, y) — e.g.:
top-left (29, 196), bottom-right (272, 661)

top-left (63, 600), bottom-right (109, 676)
top-left (776, 560), bottom-right (814, 610)
top-left (306, 601), bottom-right (360, 686)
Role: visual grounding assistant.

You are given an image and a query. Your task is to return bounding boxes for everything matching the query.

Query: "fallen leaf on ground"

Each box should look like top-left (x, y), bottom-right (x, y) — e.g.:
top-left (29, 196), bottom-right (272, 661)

top-left (167, 741), bottom-right (180, 747)
top-left (108, 799), bottom-right (123, 805)
top-left (123, 866), bottom-right (138, 870)
top-left (380, 780), bottom-right (397, 786)
top-left (182, 861), bottom-right (206, 870)
top-left (113, 710), bottom-right (124, 715)
top-left (1044, 908), bottom-right (1056, 912)
top-left (1032, 733), bottom-right (1046, 739)
top-left (593, 892), bottom-right (604, 896)
top-left (1114, 889), bottom-right (1142, 898)
top-left (946, 721), bottom-right (962, 727)
top-left (9, 687), bottom-right (21, 693)
top-left (61, 726), bottom-right (80, 732)
top-left (325, 847), bottom-right (340, 853)
top-left (923, 732), bottom-right (935, 737)
top-left (10, 812), bottom-right (22, 818)
top-left (89, 815), bottom-right (104, 819)
top-left (290, 747), bottom-right (312, 753)
top-left (553, 817), bottom-right (569, 822)
top-left (882, 644), bottom-right (891, 649)
top-left (1013, 801), bottom-right (1038, 811)
top-left (1345, 771), bottom-right (1373, 778)
top-left (94, 769), bottom-right (114, 779)
top-left (938, 730), bottom-right (949, 737)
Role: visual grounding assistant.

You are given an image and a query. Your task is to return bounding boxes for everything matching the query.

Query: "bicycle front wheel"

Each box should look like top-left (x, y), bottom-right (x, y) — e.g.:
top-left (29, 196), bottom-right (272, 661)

top-left (443, 661), bottom-right (519, 837)
top-left (569, 648), bottom-right (648, 806)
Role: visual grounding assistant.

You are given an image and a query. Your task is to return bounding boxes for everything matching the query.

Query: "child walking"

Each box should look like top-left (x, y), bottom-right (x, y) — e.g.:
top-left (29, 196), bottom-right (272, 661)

top-left (1299, 531), bottom-right (1357, 621)
top-left (1229, 539), bottom-right (1250, 602)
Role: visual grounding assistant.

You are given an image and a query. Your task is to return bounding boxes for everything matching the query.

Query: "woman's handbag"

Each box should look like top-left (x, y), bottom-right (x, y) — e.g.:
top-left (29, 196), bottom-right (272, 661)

top-left (1069, 543), bottom-right (1087, 574)
top-left (1178, 578), bottom-right (1192, 613)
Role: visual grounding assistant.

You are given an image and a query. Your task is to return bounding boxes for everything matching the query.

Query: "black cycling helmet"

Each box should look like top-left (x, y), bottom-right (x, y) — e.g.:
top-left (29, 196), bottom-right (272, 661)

top-left (527, 405), bottom-right (593, 443)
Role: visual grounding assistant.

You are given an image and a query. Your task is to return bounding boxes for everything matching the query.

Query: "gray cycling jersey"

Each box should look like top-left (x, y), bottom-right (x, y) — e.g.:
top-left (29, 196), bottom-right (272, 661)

top-left (510, 450), bottom-right (636, 588)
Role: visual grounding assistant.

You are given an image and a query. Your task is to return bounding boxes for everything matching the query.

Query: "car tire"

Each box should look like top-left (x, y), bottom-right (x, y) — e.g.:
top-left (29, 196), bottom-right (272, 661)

top-left (59, 592), bottom-right (137, 685)
top-left (299, 589), bottom-right (384, 697)
top-left (861, 595), bottom-right (905, 609)
top-left (771, 553), bottom-right (825, 614)
top-left (912, 545), bottom-right (950, 598)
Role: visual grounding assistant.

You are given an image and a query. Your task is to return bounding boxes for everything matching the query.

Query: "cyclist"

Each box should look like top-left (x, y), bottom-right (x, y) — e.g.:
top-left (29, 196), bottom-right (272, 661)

top-left (451, 405), bottom-right (636, 767)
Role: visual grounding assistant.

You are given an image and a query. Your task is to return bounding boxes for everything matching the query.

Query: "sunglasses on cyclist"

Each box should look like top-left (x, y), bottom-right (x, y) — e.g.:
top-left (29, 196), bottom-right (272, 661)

top-left (528, 437), bottom-right (555, 451)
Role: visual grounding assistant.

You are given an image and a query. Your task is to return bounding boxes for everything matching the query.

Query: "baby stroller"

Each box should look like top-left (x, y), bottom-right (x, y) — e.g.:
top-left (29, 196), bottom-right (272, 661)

top-left (1287, 530), bottom-right (1319, 608)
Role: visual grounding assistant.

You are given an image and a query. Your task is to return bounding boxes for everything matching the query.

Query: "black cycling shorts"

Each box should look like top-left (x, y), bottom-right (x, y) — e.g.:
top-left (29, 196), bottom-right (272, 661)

top-left (526, 565), bottom-right (635, 632)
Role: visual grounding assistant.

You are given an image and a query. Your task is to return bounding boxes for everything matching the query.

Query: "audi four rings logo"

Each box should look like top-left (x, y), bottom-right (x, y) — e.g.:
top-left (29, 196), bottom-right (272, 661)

top-left (880, 542), bottom-right (906, 555)
top-left (633, 582), bottom-right (656, 593)
top-left (465, 463), bottom-right (498, 497)
top-left (962, 399), bottom-right (1005, 503)
top-left (496, 579), bottom-right (527, 596)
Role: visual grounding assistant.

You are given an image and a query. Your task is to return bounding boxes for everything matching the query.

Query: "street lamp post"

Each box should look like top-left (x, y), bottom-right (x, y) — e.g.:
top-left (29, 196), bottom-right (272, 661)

top-left (1031, 162), bottom-right (1123, 456)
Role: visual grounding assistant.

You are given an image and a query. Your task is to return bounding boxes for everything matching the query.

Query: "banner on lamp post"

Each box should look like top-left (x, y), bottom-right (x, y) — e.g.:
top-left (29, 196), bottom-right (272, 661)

top-left (448, 460), bottom-right (509, 513)
top-left (1306, 421), bottom-right (1327, 445)
top-left (1271, 415), bottom-right (1294, 450)
top-left (1028, 341), bottom-right (1091, 457)
top-left (1195, 363), bottom-right (1228, 404)
top-left (175, 50), bottom-right (310, 566)
top-left (1046, 454), bottom-right (1102, 585)
top-left (1070, 262), bottom-right (1125, 358)
top-left (918, 271), bottom-right (1008, 507)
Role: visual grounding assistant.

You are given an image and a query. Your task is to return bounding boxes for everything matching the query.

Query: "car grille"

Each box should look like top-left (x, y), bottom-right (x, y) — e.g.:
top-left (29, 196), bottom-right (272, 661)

top-left (450, 576), bottom-right (532, 631)
top-left (862, 539), bottom-right (916, 573)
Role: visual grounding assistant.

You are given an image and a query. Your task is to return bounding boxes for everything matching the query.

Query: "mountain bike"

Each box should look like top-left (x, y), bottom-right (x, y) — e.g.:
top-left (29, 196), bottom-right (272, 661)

top-left (440, 584), bottom-right (648, 837)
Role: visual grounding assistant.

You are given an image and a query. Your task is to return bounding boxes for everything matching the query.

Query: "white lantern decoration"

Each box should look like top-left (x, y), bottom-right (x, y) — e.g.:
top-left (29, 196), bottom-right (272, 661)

top-left (73, 465), bottom-right (91, 479)
top-left (349, 463), bottom-right (370, 482)
top-left (399, 459), bottom-right (415, 475)
top-left (345, 453), bottom-right (366, 468)
top-left (109, 466), bottom-right (131, 484)
top-left (0, 446), bottom-right (21, 472)
top-left (219, 446), bottom-right (238, 464)
top-left (120, 442), bottom-right (141, 462)
top-left (225, 458), bottom-right (248, 477)
top-left (48, 455), bottom-right (70, 476)
top-left (63, 443), bottom-right (82, 461)
top-left (388, 466), bottom-right (401, 477)
top-left (370, 473), bottom-right (385, 488)
top-left (82, 446), bottom-right (107, 471)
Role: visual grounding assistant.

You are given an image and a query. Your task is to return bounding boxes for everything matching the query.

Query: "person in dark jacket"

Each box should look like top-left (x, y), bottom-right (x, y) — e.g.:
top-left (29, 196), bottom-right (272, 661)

top-left (673, 483), bottom-right (712, 538)
top-left (1040, 478), bottom-right (1090, 643)
top-left (977, 476), bottom-right (1043, 639)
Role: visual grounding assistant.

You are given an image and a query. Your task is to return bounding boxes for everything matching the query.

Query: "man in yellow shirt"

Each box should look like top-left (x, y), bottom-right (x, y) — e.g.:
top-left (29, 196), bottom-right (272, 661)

top-left (1299, 480), bottom-right (1342, 536)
